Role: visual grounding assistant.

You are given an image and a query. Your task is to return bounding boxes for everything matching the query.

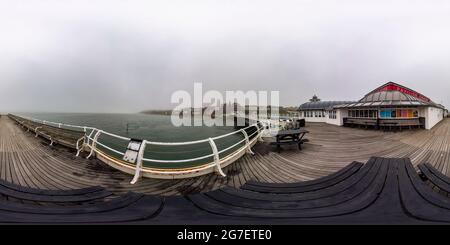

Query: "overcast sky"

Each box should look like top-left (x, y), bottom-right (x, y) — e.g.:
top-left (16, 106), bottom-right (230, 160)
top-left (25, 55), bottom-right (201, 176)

top-left (0, 0), bottom-right (449, 113)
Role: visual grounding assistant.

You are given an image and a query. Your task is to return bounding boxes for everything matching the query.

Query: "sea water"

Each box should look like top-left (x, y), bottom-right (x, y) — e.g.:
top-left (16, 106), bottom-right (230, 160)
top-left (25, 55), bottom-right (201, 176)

top-left (17, 113), bottom-right (250, 168)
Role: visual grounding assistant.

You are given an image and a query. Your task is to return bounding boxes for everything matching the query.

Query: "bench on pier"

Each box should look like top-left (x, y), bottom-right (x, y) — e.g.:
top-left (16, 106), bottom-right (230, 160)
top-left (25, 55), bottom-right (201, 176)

top-left (269, 129), bottom-right (309, 153)
top-left (8, 115), bottom-right (85, 150)
top-left (35, 124), bottom-right (85, 149)
top-left (343, 117), bottom-right (425, 130)
top-left (241, 161), bottom-right (364, 193)
top-left (344, 118), bottom-right (378, 128)
top-left (147, 157), bottom-right (450, 225)
top-left (379, 118), bottom-right (424, 130)
top-left (0, 179), bottom-right (163, 223)
top-left (5, 157), bottom-right (450, 224)
top-left (418, 163), bottom-right (450, 193)
top-left (0, 179), bottom-right (112, 203)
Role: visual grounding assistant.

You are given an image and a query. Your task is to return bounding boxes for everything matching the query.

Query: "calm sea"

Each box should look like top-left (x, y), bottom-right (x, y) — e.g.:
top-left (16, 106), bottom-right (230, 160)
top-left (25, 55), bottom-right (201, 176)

top-left (17, 113), bottom-right (250, 169)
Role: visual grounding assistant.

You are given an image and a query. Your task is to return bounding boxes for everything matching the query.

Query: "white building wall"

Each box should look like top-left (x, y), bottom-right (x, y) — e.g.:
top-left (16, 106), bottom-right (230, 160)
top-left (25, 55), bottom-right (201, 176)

top-left (299, 109), bottom-right (348, 126)
top-left (301, 107), bottom-right (445, 129)
top-left (305, 116), bottom-right (327, 123)
top-left (326, 109), bottom-right (347, 126)
top-left (425, 107), bottom-right (444, 129)
top-left (299, 110), bottom-right (327, 123)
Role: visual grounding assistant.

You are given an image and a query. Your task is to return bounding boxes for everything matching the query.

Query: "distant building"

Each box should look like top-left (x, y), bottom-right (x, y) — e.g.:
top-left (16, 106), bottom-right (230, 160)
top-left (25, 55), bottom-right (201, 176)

top-left (298, 96), bottom-right (354, 125)
top-left (298, 82), bottom-right (446, 130)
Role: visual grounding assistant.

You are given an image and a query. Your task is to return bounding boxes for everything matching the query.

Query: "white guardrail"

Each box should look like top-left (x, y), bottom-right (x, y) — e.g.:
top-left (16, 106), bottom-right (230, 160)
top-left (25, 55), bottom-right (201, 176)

top-left (10, 115), bottom-right (265, 184)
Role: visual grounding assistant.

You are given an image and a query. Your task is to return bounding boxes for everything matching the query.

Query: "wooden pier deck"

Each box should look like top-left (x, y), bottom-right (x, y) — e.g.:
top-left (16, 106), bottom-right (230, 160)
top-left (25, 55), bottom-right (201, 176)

top-left (1, 115), bottom-right (449, 196)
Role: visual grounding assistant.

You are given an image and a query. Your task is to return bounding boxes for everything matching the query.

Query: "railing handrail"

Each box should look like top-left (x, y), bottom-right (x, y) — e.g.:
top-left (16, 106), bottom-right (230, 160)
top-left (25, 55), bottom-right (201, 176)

top-left (9, 113), bottom-right (264, 183)
top-left (13, 114), bottom-right (259, 145)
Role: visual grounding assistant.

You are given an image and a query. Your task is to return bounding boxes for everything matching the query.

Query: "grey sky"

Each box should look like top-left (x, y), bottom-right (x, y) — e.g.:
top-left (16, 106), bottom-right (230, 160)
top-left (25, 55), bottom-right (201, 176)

top-left (0, 0), bottom-right (449, 113)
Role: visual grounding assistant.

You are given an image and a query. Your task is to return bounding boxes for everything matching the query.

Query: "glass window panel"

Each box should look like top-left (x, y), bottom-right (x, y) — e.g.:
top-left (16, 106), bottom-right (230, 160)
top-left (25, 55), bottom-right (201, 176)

top-left (391, 110), bottom-right (396, 118)
top-left (381, 110), bottom-right (391, 118)
top-left (401, 110), bottom-right (408, 118)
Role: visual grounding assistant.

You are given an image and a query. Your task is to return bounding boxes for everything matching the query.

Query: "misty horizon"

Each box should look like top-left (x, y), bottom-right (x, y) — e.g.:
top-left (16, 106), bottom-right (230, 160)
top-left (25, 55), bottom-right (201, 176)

top-left (1, 0), bottom-right (449, 113)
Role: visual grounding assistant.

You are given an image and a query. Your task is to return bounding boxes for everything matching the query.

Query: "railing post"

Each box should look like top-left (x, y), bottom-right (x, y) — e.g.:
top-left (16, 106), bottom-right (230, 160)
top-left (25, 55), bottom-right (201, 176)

top-left (240, 129), bottom-right (255, 155)
top-left (208, 138), bottom-right (226, 177)
top-left (256, 123), bottom-right (264, 142)
top-left (87, 130), bottom-right (102, 159)
top-left (131, 140), bottom-right (147, 184)
top-left (35, 127), bottom-right (41, 137)
top-left (85, 129), bottom-right (96, 145)
top-left (75, 136), bottom-right (85, 157)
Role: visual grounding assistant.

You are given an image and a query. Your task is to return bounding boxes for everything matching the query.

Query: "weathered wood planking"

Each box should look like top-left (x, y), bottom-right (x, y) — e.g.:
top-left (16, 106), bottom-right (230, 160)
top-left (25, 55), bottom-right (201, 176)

top-left (0, 116), bottom-right (449, 196)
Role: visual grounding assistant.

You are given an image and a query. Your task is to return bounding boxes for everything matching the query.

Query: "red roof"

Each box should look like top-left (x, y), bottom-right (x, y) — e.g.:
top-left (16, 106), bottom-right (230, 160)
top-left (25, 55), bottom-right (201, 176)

top-left (368, 82), bottom-right (431, 103)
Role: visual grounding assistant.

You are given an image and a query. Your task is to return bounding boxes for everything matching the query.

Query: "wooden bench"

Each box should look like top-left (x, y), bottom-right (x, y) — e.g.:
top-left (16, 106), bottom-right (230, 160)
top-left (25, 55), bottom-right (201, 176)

top-left (418, 163), bottom-right (450, 193)
top-left (148, 157), bottom-right (450, 224)
top-left (0, 178), bottom-right (163, 223)
top-left (0, 179), bottom-right (112, 203)
top-left (379, 119), bottom-right (423, 130)
top-left (8, 115), bottom-right (85, 150)
top-left (345, 118), bottom-right (378, 127)
top-left (242, 161), bottom-right (363, 193)
top-left (397, 158), bottom-right (450, 222)
top-left (0, 194), bottom-right (163, 223)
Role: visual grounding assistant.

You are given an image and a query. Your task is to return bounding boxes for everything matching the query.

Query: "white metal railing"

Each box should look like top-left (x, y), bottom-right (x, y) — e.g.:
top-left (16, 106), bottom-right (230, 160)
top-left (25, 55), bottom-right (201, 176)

top-left (9, 114), bottom-right (264, 184)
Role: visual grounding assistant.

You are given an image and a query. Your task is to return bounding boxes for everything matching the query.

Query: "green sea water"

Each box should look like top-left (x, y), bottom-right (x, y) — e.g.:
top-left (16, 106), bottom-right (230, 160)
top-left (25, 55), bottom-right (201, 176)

top-left (17, 113), bottom-right (255, 169)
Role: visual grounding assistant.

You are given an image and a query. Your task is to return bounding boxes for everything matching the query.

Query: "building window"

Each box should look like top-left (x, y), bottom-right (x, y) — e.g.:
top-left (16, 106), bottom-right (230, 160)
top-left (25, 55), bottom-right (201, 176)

top-left (391, 110), bottom-right (397, 118)
top-left (380, 110), bottom-right (390, 118)
top-left (379, 109), bottom-right (419, 118)
top-left (329, 110), bottom-right (337, 119)
top-left (349, 109), bottom-right (378, 118)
